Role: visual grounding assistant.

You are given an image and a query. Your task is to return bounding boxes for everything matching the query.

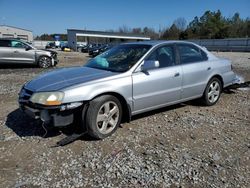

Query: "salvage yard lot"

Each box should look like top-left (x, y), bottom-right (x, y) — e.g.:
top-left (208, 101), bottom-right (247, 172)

top-left (0, 51), bottom-right (249, 187)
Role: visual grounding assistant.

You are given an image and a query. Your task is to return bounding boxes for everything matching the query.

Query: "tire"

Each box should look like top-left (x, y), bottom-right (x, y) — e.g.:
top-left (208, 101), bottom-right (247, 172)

top-left (38, 56), bottom-right (52, 68)
top-left (85, 95), bottom-right (122, 139)
top-left (202, 77), bottom-right (222, 106)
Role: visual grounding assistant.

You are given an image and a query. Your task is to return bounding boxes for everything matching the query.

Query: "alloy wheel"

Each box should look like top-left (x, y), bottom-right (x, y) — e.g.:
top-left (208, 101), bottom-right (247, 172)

top-left (96, 101), bottom-right (120, 134)
top-left (208, 81), bottom-right (220, 103)
top-left (39, 57), bottom-right (51, 68)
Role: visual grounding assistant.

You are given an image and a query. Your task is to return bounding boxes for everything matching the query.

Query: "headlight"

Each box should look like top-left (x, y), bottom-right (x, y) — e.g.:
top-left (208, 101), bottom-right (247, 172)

top-left (30, 92), bottom-right (64, 106)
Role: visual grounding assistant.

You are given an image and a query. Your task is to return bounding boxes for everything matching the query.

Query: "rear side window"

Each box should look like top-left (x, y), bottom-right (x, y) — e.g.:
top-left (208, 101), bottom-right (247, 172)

top-left (0, 40), bottom-right (11, 47)
top-left (178, 44), bottom-right (208, 64)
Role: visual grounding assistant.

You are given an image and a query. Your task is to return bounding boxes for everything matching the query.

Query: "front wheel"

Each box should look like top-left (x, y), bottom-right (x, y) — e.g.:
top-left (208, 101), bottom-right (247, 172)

top-left (38, 56), bottom-right (52, 68)
top-left (202, 77), bottom-right (222, 106)
top-left (85, 95), bottom-right (122, 139)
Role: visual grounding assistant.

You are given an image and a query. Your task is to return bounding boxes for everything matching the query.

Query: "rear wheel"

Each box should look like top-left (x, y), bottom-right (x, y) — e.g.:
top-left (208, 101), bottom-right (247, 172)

top-left (202, 77), bottom-right (222, 106)
top-left (38, 56), bottom-right (52, 68)
top-left (85, 95), bottom-right (122, 139)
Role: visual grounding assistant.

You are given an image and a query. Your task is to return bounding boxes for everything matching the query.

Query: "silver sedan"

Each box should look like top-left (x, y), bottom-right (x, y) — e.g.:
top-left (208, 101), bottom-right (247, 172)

top-left (19, 41), bottom-right (238, 139)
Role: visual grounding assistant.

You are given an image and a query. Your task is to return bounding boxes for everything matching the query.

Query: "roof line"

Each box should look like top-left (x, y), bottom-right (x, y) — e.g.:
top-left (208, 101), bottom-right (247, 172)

top-left (0, 25), bottom-right (32, 32)
top-left (76, 33), bottom-right (150, 40)
top-left (67, 29), bottom-right (150, 39)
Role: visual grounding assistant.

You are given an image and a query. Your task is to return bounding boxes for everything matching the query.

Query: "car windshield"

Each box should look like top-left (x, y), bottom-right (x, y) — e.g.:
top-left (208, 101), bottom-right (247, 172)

top-left (85, 44), bottom-right (151, 72)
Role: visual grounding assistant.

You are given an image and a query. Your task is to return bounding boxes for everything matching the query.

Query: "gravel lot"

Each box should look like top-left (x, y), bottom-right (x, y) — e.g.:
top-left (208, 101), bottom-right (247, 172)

top-left (0, 51), bottom-right (249, 187)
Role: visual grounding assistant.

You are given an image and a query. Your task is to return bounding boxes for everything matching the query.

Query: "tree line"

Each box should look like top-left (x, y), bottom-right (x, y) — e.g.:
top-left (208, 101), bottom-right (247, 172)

top-left (35, 10), bottom-right (250, 41)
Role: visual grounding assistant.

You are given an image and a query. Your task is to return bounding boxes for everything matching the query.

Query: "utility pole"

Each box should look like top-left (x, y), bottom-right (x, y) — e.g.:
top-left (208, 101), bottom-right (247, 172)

top-left (158, 24), bottom-right (162, 39)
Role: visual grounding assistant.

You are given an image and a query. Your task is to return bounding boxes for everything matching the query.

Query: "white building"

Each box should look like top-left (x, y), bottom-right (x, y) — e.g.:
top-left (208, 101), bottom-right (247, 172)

top-left (0, 25), bottom-right (33, 42)
top-left (67, 29), bottom-right (151, 50)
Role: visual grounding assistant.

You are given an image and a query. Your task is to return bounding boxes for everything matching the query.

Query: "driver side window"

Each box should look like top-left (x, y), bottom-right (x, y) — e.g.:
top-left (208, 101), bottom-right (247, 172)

top-left (146, 45), bottom-right (175, 68)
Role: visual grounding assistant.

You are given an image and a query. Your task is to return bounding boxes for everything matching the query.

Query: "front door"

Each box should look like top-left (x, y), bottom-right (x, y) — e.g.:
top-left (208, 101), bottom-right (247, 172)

top-left (132, 45), bottom-right (182, 114)
top-left (10, 40), bottom-right (35, 63)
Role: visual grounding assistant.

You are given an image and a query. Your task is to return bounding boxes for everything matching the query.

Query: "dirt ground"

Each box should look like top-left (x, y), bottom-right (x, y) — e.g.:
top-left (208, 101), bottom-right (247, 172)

top-left (0, 51), bottom-right (249, 187)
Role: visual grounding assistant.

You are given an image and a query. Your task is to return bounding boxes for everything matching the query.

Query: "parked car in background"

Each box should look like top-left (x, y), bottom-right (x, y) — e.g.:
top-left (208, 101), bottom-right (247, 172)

top-left (88, 45), bottom-right (103, 56)
top-left (81, 44), bottom-right (90, 53)
top-left (77, 43), bottom-right (87, 52)
top-left (0, 38), bottom-right (58, 68)
top-left (18, 41), bottom-right (239, 139)
top-left (61, 46), bottom-right (71, 52)
top-left (81, 43), bottom-right (99, 53)
top-left (45, 42), bottom-right (56, 49)
top-left (91, 44), bottom-right (114, 57)
top-left (59, 41), bottom-right (67, 48)
top-left (60, 42), bottom-right (71, 52)
top-left (87, 43), bottom-right (100, 53)
top-left (46, 41), bottom-right (60, 49)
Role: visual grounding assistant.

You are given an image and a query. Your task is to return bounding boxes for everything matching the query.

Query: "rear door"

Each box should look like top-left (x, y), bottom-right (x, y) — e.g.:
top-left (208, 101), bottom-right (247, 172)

top-left (177, 43), bottom-right (210, 100)
top-left (132, 44), bottom-right (182, 114)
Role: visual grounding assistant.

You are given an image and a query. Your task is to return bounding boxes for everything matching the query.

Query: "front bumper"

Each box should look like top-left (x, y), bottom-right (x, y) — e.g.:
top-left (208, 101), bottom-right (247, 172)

top-left (18, 88), bottom-right (82, 126)
top-left (50, 51), bottom-right (59, 66)
top-left (52, 58), bottom-right (59, 66)
top-left (19, 103), bottom-right (79, 126)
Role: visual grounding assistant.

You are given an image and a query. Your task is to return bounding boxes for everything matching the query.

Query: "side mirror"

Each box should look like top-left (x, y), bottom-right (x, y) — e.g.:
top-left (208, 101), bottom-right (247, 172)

top-left (25, 46), bottom-right (31, 51)
top-left (141, 60), bottom-right (159, 71)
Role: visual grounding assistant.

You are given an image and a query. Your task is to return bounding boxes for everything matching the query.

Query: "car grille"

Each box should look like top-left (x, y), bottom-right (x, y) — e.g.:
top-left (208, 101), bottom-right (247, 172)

top-left (19, 88), bottom-right (33, 103)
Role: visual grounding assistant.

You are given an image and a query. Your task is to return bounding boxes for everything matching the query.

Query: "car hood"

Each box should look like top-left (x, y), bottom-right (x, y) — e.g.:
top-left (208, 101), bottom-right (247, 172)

top-left (43, 49), bottom-right (57, 54)
top-left (34, 49), bottom-right (57, 54)
top-left (25, 67), bottom-right (118, 92)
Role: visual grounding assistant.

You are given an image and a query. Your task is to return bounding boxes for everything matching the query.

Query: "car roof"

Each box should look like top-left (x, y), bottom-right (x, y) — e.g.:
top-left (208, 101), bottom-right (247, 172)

top-left (0, 38), bottom-right (15, 40)
top-left (0, 38), bottom-right (23, 42)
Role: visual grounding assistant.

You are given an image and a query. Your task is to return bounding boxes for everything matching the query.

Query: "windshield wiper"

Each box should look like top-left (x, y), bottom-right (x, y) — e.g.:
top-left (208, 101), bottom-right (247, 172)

top-left (107, 69), bottom-right (125, 73)
top-left (86, 65), bottom-right (125, 73)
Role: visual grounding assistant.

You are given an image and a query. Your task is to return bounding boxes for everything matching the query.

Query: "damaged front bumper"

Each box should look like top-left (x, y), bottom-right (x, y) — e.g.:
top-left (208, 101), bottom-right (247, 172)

top-left (51, 58), bottom-right (59, 66)
top-left (19, 99), bottom-right (83, 127)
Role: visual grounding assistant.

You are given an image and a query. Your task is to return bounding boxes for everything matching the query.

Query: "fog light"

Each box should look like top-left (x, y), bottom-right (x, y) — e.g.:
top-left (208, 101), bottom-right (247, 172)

top-left (60, 102), bottom-right (83, 111)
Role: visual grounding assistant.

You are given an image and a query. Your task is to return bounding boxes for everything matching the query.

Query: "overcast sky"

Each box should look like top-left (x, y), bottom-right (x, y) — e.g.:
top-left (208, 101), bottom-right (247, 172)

top-left (0, 0), bottom-right (249, 36)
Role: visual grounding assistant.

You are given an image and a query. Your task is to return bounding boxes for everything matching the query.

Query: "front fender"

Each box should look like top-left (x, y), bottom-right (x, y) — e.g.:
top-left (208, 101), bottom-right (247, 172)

top-left (62, 75), bottom-right (133, 106)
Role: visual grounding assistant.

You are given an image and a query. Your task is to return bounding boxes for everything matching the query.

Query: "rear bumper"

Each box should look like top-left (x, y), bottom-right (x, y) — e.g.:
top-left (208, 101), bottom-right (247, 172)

top-left (232, 74), bottom-right (245, 85)
top-left (225, 74), bottom-right (250, 89)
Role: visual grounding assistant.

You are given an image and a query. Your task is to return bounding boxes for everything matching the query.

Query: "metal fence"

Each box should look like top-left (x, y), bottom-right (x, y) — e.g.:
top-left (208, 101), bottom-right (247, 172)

top-left (33, 40), bottom-right (51, 49)
top-left (188, 38), bottom-right (250, 52)
top-left (33, 38), bottom-right (250, 52)
top-left (32, 40), bottom-right (68, 49)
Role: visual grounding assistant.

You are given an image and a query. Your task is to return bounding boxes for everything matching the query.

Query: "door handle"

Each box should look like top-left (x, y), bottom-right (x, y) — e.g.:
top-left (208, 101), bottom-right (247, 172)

top-left (207, 67), bottom-right (211, 71)
top-left (174, 72), bottom-right (180, 77)
top-left (14, 50), bottom-right (19, 53)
